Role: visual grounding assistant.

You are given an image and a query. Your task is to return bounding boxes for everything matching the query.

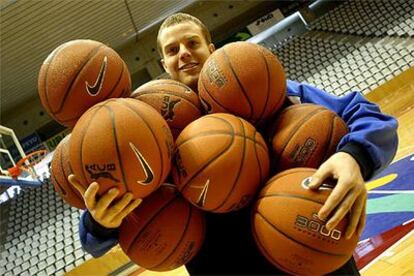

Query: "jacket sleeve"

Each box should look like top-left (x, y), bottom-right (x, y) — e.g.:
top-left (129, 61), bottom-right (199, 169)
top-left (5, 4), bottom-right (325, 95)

top-left (79, 211), bottom-right (119, 258)
top-left (286, 80), bottom-right (398, 179)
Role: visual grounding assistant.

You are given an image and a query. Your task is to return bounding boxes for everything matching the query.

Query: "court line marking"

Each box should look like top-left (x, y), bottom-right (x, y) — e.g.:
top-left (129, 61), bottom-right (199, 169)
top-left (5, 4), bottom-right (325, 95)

top-left (360, 230), bottom-right (413, 273)
top-left (368, 190), bottom-right (414, 194)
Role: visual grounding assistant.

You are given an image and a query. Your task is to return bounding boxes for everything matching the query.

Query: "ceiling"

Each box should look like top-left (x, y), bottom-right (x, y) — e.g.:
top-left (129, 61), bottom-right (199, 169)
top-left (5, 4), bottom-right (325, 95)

top-left (0, 0), bottom-right (197, 117)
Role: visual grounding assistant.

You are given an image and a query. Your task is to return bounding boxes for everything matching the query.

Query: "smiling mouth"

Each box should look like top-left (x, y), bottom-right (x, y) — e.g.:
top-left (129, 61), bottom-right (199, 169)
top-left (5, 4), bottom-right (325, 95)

top-left (179, 63), bottom-right (199, 71)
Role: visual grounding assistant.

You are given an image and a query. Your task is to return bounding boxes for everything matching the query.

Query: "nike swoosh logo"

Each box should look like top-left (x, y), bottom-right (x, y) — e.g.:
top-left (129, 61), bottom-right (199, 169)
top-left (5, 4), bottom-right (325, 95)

top-left (195, 179), bottom-right (210, 207)
top-left (129, 142), bottom-right (154, 185)
top-left (86, 56), bottom-right (108, 96)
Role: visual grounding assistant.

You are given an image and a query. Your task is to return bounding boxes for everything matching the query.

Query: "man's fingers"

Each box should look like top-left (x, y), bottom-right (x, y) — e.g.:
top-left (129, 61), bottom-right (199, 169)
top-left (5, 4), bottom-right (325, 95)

top-left (117, 198), bottom-right (142, 221)
top-left (105, 193), bottom-right (133, 220)
top-left (68, 174), bottom-right (86, 195)
top-left (308, 163), bottom-right (332, 190)
top-left (84, 182), bottom-right (99, 210)
top-left (318, 177), bottom-right (353, 220)
top-left (345, 193), bottom-right (366, 239)
top-left (325, 189), bottom-right (356, 230)
top-left (356, 201), bottom-right (367, 237)
top-left (94, 188), bottom-right (119, 218)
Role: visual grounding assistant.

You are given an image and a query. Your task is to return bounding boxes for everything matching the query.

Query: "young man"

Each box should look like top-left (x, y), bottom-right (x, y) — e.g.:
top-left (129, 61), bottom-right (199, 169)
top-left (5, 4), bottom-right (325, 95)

top-left (71, 12), bottom-right (398, 275)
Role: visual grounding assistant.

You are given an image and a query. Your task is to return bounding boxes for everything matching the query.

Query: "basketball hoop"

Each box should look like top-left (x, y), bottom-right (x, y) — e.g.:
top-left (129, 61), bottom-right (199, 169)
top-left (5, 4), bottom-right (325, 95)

top-left (7, 150), bottom-right (48, 179)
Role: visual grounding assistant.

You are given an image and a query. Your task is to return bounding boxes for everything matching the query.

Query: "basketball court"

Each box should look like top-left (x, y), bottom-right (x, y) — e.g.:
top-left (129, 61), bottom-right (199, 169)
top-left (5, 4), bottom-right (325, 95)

top-left (1, 0), bottom-right (413, 275)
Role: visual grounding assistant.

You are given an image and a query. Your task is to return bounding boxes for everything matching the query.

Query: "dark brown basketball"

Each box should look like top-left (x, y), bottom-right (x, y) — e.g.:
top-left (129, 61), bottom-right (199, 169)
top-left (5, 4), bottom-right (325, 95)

top-left (252, 168), bottom-right (359, 275)
top-left (172, 113), bottom-right (269, 213)
top-left (131, 79), bottom-right (202, 139)
top-left (38, 39), bottom-right (131, 128)
top-left (69, 98), bottom-right (173, 199)
top-left (198, 42), bottom-right (286, 125)
top-left (50, 135), bottom-right (85, 209)
top-left (119, 183), bottom-right (205, 271)
top-left (268, 104), bottom-right (348, 172)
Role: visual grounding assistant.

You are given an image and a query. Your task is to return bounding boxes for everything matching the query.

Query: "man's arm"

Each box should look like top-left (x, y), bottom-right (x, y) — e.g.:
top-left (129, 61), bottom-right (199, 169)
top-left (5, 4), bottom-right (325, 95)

top-left (286, 80), bottom-right (398, 238)
top-left (286, 79), bottom-right (398, 177)
top-left (79, 211), bottom-right (119, 258)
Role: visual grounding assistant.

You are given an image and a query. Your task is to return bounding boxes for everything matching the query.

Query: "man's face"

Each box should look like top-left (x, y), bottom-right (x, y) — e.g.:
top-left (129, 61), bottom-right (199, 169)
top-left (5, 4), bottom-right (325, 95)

top-left (159, 22), bottom-right (215, 91)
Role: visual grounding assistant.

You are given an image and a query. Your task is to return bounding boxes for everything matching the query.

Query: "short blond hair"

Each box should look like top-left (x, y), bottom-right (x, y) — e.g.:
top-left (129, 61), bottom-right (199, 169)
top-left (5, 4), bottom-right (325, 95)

top-left (157, 13), bottom-right (212, 57)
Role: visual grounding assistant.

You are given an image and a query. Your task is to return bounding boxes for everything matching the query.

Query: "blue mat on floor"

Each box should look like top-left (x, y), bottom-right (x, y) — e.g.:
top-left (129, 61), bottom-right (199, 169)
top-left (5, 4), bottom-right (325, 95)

top-left (362, 154), bottom-right (414, 240)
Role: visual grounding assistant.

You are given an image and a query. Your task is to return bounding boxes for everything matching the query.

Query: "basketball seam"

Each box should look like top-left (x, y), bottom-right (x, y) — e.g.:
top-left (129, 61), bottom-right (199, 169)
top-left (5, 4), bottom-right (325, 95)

top-left (263, 168), bottom-right (315, 187)
top-left (222, 48), bottom-right (254, 119)
top-left (200, 72), bottom-right (233, 113)
top-left (274, 108), bottom-right (325, 166)
top-left (211, 116), bottom-right (247, 212)
top-left (126, 195), bottom-right (179, 254)
top-left (150, 201), bottom-right (193, 270)
top-left (321, 112), bottom-right (335, 163)
top-left (251, 214), bottom-right (298, 274)
top-left (253, 130), bottom-right (264, 184)
top-left (258, 193), bottom-right (325, 205)
top-left (255, 212), bottom-right (345, 257)
top-left (105, 105), bottom-right (128, 190)
top-left (43, 43), bottom-right (67, 117)
top-left (133, 87), bottom-right (195, 103)
top-left (55, 44), bottom-right (104, 114)
top-left (255, 48), bottom-right (271, 122)
top-left (134, 91), bottom-right (201, 112)
top-left (59, 146), bottom-right (80, 197)
top-left (106, 58), bottom-right (127, 99)
top-left (179, 116), bottom-right (235, 194)
top-left (79, 106), bottom-right (103, 187)
top-left (119, 99), bottom-right (165, 187)
top-left (143, 80), bottom-right (192, 91)
top-left (176, 131), bottom-right (268, 152)
top-left (51, 168), bottom-right (67, 196)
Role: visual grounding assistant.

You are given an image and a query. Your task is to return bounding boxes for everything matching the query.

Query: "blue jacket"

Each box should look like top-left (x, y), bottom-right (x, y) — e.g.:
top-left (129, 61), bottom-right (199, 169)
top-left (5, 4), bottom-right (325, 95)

top-left (78, 80), bottom-right (398, 261)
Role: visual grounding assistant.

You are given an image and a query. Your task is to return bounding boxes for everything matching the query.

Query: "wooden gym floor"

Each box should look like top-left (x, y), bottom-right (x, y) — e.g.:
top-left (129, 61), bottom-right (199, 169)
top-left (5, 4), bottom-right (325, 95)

top-left (67, 67), bottom-right (414, 276)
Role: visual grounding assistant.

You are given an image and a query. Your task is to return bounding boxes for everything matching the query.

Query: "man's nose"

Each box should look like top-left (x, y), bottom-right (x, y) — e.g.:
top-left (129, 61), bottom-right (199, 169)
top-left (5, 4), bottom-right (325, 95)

top-left (179, 45), bottom-right (191, 60)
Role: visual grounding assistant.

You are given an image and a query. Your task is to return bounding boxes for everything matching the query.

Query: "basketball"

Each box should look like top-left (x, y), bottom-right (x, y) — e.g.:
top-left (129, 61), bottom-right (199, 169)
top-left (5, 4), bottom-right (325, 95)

top-left (172, 113), bottom-right (269, 212)
top-left (131, 79), bottom-right (202, 139)
top-left (50, 135), bottom-right (85, 209)
top-left (69, 98), bottom-right (174, 199)
top-left (252, 167), bottom-right (359, 275)
top-left (119, 183), bottom-right (205, 271)
top-left (38, 39), bottom-right (132, 128)
top-left (198, 42), bottom-right (286, 125)
top-left (268, 104), bottom-right (348, 171)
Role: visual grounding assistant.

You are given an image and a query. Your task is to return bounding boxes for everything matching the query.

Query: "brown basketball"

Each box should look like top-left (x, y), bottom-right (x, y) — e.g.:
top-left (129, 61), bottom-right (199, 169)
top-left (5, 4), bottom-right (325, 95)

top-left (119, 183), bottom-right (205, 271)
top-left (252, 168), bottom-right (359, 275)
top-left (131, 79), bottom-right (202, 139)
top-left (69, 98), bottom-right (173, 199)
top-left (38, 39), bottom-right (131, 128)
top-left (172, 113), bottom-right (269, 213)
top-left (268, 104), bottom-right (348, 172)
top-left (198, 42), bottom-right (286, 125)
top-left (50, 135), bottom-right (85, 209)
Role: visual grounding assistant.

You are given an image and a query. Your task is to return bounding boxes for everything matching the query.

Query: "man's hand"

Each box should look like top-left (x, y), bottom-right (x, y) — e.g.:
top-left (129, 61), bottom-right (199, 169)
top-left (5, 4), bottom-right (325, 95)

top-left (68, 174), bottom-right (142, 229)
top-left (308, 152), bottom-right (367, 239)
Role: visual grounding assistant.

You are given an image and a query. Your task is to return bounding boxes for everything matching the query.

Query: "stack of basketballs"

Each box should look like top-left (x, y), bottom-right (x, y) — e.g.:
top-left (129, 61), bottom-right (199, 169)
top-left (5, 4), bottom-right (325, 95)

top-left (40, 39), bottom-right (359, 274)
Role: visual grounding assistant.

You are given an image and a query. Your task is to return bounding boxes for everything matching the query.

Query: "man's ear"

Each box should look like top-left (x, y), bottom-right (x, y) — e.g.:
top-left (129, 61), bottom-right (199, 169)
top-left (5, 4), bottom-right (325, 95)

top-left (161, 58), bottom-right (169, 73)
top-left (208, 43), bottom-right (216, 53)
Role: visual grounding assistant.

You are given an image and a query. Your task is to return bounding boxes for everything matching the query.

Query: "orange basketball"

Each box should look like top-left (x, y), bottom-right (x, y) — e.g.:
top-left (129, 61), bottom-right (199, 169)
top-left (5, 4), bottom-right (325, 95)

top-left (252, 168), bottom-right (359, 275)
top-left (172, 113), bottom-right (269, 213)
top-left (268, 104), bottom-right (348, 171)
top-left (38, 39), bottom-right (131, 128)
top-left (69, 98), bottom-right (173, 199)
top-left (131, 79), bottom-right (202, 139)
top-left (50, 135), bottom-right (85, 209)
top-left (198, 42), bottom-right (286, 125)
top-left (119, 183), bottom-right (205, 271)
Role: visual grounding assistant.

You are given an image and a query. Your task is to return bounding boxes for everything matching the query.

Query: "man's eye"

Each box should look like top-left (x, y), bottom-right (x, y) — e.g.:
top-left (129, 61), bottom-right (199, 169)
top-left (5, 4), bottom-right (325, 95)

top-left (189, 41), bottom-right (198, 47)
top-left (168, 47), bottom-right (178, 54)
